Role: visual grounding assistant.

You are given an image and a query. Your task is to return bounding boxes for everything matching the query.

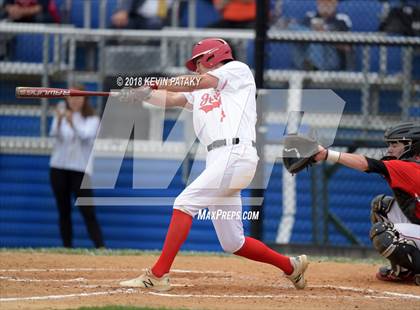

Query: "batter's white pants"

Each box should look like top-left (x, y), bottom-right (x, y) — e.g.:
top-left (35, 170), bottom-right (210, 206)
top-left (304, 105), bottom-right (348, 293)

top-left (174, 143), bottom-right (259, 253)
top-left (388, 201), bottom-right (420, 248)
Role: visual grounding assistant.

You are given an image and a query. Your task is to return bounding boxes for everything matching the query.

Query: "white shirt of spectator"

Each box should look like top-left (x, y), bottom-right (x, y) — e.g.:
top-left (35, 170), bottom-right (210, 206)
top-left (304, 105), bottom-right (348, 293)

top-left (136, 0), bottom-right (174, 18)
top-left (183, 61), bottom-right (257, 147)
top-left (49, 110), bottom-right (99, 175)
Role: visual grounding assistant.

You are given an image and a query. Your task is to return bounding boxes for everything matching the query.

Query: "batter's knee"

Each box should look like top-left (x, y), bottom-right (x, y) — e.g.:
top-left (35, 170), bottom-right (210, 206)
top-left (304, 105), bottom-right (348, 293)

top-left (173, 194), bottom-right (200, 217)
top-left (370, 194), bottom-right (394, 224)
top-left (370, 222), bottom-right (420, 273)
top-left (219, 235), bottom-right (245, 254)
top-left (173, 205), bottom-right (196, 217)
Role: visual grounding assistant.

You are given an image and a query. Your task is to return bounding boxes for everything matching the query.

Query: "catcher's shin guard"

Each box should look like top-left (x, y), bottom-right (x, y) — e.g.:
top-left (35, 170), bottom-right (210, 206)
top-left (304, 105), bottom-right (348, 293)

top-left (370, 222), bottom-right (420, 275)
top-left (370, 194), bottom-right (394, 224)
top-left (376, 264), bottom-right (415, 283)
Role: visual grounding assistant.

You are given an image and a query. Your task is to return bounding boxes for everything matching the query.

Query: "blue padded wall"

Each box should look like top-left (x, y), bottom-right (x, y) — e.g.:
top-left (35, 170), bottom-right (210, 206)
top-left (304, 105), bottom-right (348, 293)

top-left (262, 162), bottom-right (391, 246)
top-left (0, 116), bottom-right (53, 137)
top-left (0, 154), bottom-right (252, 250)
top-left (10, 34), bottom-right (57, 63)
top-left (0, 152), bottom-right (395, 248)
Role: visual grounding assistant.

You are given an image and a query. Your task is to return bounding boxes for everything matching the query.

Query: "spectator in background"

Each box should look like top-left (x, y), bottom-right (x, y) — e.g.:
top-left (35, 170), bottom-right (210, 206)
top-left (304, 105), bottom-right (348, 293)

top-left (209, 0), bottom-right (255, 29)
top-left (379, 0), bottom-right (420, 36)
top-left (289, 0), bottom-right (352, 71)
top-left (49, 85), bottom-right (105, 249)
top-left (111, 0), bottom-right (173, 30)
top-left (1, 0), bottom-right (60, 59)
top-left (3, 0), bottom-right (59, 23)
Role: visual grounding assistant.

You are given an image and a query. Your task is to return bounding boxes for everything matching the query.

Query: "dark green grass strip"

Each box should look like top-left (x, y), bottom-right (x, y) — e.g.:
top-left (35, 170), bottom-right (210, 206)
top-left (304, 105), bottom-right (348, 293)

top-left (74, 306), bottom-right (188, 310)
top-left (0, 247), bottom-right (386, 264)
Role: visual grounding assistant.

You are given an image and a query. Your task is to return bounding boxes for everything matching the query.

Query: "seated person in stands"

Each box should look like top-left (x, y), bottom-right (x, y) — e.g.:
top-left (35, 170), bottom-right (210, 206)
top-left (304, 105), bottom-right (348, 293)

top-left (289, 0), bottom-right (352, 71)
top-left (0, 0), bottom-right (59, 60)
top-left (209, 0), bottom-right (256, 29)
top-left (379, 0), bottom-right (420, 36)
top-left (111, 0), bottom-right (173, 30)
top-left (2, 0), bottom-right (58, 23)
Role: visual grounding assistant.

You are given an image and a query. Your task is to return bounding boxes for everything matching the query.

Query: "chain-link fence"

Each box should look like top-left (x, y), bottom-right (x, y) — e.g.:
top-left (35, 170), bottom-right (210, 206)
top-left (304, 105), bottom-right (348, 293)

top-left (259, 0), bottom-right (420, 247)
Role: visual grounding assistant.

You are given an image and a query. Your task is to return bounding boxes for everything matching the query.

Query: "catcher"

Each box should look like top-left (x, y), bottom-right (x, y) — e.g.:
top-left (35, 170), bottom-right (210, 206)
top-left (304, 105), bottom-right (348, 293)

top-left (283, 122), bottom-right (420, 285)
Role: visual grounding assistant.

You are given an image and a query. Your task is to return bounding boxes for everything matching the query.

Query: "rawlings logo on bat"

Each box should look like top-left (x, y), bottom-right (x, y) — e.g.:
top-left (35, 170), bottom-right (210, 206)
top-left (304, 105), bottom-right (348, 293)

top-left (18, 88), bottom-right (71, 97)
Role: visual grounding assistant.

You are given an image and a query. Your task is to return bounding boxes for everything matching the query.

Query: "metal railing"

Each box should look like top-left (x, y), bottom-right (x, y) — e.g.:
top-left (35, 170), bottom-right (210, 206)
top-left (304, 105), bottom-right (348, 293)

top-left (1, 23), bottom-right (419, 137)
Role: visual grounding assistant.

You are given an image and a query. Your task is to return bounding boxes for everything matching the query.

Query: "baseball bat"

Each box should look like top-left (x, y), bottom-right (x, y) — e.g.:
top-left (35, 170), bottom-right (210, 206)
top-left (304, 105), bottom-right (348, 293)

top-left (15, 87), bottom-right (116, 99)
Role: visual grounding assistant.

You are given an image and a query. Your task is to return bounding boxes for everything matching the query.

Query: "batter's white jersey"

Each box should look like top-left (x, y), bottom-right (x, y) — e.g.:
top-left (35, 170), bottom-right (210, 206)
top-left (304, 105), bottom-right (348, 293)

top-left (183, 61), bottom-right (257, 146)
top-left (175, 61), bottom-right (259, 253)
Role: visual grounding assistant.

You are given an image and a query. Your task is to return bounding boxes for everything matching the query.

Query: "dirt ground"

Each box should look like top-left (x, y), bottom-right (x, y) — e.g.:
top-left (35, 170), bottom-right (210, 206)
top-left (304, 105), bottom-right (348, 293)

top-left (0, 251), bottom-right (419, 310)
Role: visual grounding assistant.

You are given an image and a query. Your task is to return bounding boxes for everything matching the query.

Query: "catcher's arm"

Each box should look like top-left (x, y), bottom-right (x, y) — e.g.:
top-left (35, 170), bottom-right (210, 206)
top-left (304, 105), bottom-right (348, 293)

top-left (314, 146), bottom-right (369, 172)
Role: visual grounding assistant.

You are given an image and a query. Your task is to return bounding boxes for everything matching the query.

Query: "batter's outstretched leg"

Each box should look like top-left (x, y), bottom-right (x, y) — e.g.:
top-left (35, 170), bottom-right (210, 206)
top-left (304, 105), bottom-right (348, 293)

top-left (120, 209), bottom-right (193, 291)
top-left (151, 209), bottom-right (193, 277)
top-left (233, 237), bottom-right (309, 289)
top-left (210, 205), bottom-right (309, 289)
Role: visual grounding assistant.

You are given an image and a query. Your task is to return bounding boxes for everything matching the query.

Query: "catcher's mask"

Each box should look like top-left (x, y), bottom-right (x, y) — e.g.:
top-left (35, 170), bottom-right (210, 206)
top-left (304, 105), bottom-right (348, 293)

top-left (384, 122), bottom-right (420, 160)
top-left (185, 38), bottom-right (234, 72)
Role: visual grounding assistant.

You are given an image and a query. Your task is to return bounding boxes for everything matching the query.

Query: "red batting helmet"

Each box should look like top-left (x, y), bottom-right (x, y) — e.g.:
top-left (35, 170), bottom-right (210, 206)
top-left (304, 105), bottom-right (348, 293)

top-left (185, 38), bottom-right (234, 71)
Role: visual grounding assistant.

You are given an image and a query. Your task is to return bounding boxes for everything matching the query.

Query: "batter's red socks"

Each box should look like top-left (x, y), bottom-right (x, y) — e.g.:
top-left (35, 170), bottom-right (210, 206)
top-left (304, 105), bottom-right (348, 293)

top-left (151, 209), bottom-right (193, 278)
top-left (234, 236), bottom-right (293, 275)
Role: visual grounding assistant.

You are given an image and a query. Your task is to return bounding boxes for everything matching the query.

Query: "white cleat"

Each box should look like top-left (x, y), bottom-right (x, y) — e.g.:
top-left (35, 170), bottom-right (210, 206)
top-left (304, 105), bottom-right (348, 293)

top-left (119, 268), bottom-right (171, 292)
top-left (285, 255), bottom-right (309, 289)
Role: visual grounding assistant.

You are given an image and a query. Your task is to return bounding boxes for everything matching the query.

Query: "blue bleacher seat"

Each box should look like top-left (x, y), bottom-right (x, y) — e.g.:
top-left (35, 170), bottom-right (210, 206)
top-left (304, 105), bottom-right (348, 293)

top-left (338, 1), bottom-right (382, 32)
top-left (379, 90), bottom-right (402, 114)
top-left (11, 34), bottom-right (55, 63)
top-left (281, 0), bottom-right (316, 22)
top-left (180, 0), bottom-right (220, 28)
top-left (334, 90), bottom-right (362, 114)
top-left (70, 0), bottom-right (85, 27)
top-left (91, 0), bottom-right (119, 28)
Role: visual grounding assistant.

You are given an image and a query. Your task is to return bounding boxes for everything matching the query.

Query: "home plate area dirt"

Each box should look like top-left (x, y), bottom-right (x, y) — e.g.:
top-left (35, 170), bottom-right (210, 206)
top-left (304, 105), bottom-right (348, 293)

top-left (1, 252), bottom-right (419, 310)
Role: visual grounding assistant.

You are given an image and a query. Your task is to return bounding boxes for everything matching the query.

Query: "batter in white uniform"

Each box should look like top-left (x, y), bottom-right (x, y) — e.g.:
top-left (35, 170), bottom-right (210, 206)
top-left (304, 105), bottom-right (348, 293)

top-left (120, 38), bottom-right (309, 291)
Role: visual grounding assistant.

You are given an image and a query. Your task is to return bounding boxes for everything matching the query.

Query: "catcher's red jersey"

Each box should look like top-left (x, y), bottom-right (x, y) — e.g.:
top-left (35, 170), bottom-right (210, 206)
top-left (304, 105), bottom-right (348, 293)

top-left (383, 160), bottom-right (420, 220)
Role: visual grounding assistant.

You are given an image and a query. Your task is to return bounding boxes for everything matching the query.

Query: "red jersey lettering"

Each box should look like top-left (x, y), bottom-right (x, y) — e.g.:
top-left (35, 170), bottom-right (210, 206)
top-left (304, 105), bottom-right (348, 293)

top-left (199, 92), bottom-right (221, 113)
top-left (199, 91), bottom-right (226, 122)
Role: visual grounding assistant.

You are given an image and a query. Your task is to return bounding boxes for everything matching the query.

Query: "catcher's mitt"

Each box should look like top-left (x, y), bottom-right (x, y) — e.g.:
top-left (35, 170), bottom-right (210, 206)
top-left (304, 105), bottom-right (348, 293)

top-left (282, 134), bottom-right (320, 174)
